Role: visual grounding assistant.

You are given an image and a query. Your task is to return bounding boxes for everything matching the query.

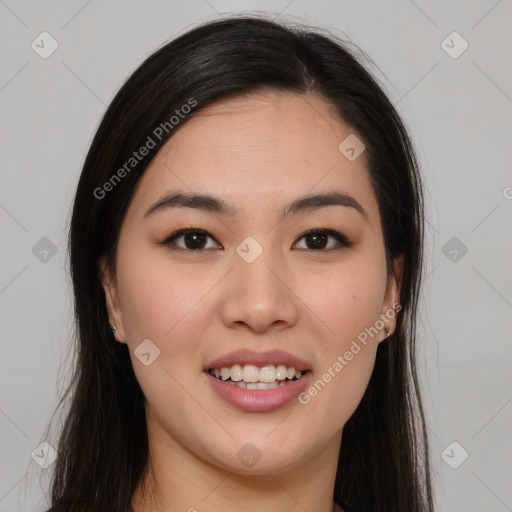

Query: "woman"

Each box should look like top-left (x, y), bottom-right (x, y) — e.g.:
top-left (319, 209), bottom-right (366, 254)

top-left (43, 14), bottom-right (434, 512)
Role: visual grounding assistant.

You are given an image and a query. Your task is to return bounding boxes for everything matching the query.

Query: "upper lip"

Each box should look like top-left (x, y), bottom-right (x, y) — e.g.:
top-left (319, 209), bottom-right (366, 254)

top-left (205, 349), bottom-right (311, 372)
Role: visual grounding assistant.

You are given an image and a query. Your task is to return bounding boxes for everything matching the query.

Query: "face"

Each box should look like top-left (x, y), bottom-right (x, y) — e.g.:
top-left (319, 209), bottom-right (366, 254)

top-left (100, 91), bottom-right (401, 475)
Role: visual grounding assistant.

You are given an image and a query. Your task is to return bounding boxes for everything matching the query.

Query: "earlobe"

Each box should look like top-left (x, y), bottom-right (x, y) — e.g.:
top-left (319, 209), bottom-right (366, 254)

top-left (98, 256), bottom-right (126, 344)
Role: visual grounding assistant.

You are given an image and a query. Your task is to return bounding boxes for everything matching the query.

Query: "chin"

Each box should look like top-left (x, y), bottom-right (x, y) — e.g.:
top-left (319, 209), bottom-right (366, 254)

top-left (201, 437), bottom-right (312, 476)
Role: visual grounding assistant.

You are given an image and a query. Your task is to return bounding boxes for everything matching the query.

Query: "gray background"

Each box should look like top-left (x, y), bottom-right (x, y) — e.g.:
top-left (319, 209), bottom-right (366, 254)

top-left (1, 1), bottom-right (511, 511)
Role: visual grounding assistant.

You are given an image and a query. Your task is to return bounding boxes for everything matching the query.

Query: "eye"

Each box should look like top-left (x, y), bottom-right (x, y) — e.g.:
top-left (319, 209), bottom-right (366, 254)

top-left (160, 227), bottom-right (352, 253)
top-left (293, 229), bottom-right (353, 251)
top-left (161, 228), bottom-right (220, 251)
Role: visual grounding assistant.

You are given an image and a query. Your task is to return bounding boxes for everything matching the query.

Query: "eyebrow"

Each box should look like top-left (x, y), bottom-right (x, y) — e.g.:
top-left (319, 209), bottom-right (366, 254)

top-left (144, 190), bottom-right (368, 222)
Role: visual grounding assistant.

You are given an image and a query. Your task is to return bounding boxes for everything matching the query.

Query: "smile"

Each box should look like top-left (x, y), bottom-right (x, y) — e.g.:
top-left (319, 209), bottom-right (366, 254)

top-left (204, 366), bottom-right (312, 412)
top-left (208, 364), bottom-right (305, 389)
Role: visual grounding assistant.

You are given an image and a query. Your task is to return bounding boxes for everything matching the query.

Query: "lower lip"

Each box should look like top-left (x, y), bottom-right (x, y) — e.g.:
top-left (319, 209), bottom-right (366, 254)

top-left (204, 371), bottom-right (312, 412)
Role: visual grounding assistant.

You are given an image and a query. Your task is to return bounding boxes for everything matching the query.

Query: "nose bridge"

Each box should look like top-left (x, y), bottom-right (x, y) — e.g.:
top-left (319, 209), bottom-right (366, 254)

top-left (235, 233), bottom-right (286, 297)
top-left (220, 234), bottom-right (299, 331)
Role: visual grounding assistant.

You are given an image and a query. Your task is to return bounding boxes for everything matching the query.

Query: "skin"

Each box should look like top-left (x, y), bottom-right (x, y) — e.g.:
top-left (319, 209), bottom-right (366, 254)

top-left (100, 91), bottom-right (402, 512)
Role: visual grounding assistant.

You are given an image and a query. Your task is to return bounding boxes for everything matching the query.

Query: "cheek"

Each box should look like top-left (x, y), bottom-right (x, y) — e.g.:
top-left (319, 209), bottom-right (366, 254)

top-left (294, 254), bottom-right (386, 427)
top-left (118, 218), bottom-right (217, 326)
top-left (116, 253), bottom-right (215, 430)
top-left (116, 246), bottom-right (214, 375)
top-left (298, 253), bottom-right (387, 344)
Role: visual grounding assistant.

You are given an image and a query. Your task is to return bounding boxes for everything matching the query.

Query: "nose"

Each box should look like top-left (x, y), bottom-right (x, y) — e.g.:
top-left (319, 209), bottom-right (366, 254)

top-left (219, 242), bottom-right (300, 334)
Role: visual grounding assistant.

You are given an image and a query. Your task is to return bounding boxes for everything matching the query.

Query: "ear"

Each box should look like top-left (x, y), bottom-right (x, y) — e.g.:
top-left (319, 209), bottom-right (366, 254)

top-left (379, 253), bottom-right (403, 343)
top-left (98, 255), bottom-right (127, 344)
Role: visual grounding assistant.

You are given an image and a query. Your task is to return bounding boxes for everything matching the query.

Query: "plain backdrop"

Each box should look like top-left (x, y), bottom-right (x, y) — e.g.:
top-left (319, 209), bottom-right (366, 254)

top-left (0, 1), bottom-right (511, 511)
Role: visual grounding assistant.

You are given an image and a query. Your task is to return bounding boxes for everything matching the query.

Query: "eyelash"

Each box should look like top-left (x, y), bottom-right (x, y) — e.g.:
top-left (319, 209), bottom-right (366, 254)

top-left (159, 227), bottom-right (353, 253)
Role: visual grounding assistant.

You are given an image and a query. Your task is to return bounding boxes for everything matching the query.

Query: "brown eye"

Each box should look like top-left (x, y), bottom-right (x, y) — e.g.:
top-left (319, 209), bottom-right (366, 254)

top-left (162, 229), bottom-right (220, 251)
top-left (294, 229), bottom-right (352, 251)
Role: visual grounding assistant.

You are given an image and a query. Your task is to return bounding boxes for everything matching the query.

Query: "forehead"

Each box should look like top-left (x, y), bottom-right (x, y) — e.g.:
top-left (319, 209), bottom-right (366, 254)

top-left (127, 91), bottom-right (378, 224)
top-left (154, 92), bottom-right (356, 170)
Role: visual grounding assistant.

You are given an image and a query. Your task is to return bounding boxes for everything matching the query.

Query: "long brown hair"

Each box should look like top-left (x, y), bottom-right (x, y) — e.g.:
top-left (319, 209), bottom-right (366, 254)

top-left (42, 15), bottom-right (433, 512)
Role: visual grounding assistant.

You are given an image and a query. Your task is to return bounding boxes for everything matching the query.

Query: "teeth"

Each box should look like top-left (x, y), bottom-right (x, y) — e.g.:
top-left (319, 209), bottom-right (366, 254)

top-left (247, 381), bottom-right (280, 390)
top-left (258, 381), bottom-right (278, 389)
top-left (243, 365), bottom-right (259, 383)
top-left (230, 364), bottom-right (243, 381)
top-left (276, 364), bottom-right (287, 380)
top-left (209, 363), bottom-right (305, 384)
top-left (234, 380), bottom-right (287, 389)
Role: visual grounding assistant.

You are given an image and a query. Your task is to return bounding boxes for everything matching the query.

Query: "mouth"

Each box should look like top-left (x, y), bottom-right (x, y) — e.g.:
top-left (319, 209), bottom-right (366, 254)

top-left (206, 364), bottom-right (311, 390)
top-left (203, 362), bottom-right (313, 412)
top-left (203, 349), bottom-right (313, 412)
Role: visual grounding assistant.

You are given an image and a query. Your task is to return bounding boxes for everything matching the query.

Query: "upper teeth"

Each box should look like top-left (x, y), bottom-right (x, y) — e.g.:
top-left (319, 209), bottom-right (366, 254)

top-left (209, 364), bottom-right (303, 383)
